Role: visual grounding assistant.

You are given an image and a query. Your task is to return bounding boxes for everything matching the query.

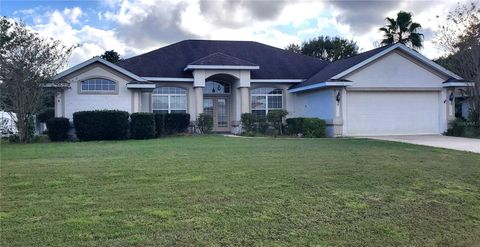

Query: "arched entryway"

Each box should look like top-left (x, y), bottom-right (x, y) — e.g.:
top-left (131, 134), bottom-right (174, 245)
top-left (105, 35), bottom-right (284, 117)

top-left (203, 74), bottom-right (236, 132)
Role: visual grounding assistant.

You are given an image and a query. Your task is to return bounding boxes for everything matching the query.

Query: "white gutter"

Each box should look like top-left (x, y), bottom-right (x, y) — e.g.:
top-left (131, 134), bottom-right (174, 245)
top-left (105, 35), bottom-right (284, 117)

top-left (142, 77), bottom-right (194, 82)
top-left (288, 82), bottom-right (353, 93)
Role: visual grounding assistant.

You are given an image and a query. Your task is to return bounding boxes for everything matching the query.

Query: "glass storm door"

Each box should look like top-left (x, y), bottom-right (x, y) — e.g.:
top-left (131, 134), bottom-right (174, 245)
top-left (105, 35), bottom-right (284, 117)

top-left (203, 97), bottom-right (229, 132)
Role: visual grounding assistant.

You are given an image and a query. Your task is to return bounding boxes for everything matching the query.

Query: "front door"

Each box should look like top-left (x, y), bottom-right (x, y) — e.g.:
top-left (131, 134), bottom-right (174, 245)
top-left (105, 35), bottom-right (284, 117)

top-left (204, 97), bottom-right (229, 132)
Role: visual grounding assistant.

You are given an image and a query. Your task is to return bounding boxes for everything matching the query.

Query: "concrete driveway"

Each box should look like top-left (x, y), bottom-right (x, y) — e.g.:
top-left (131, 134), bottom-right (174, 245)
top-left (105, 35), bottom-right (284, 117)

top-left (367, 135), bottom-right (480, 153)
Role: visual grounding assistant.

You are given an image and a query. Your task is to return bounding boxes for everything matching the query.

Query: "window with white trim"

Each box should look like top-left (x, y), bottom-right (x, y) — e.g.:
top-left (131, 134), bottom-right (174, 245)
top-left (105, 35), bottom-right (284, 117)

top-left (251, 87), bottom-right (283, 117)
top-left (80, 78), bottom-right (116, 93)
top-left (152, 87), bottom-right (187, 114)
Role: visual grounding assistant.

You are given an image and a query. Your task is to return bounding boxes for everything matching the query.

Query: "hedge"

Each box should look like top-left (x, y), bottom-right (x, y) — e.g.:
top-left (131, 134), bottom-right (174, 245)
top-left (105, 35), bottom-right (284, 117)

top-left (286, 117), bottom-right (326, 138)
top-left (37, 107), bottom-right (55, 123)
top-left (130, 113), bottom-right (155, 139)
top-left (154, 113), bottom-right (190, 136)
top-left (73, 110), bottom-right (129, 141)
top-left (303, 118), bottom-right (326, 138)
top-left (46, 117), bottom-right (70, 141)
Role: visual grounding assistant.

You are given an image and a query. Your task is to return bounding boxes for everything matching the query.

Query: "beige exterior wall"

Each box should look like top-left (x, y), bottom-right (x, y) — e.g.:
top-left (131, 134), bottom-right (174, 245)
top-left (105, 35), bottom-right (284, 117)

top-left (60, 63), bottom-right (136, 119)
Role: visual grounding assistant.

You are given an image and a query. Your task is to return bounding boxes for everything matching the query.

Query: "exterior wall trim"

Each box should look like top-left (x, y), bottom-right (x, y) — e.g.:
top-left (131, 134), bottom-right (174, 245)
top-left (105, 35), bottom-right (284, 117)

top-left (288, 82), bottom-right (353, 93)
top-left (77, 76), bottom-right (120, 95)
top-left (143, 77), bottom-right (194, 82)
top-left (184, 65), bottom-right (260, 71)
top-left (251, 79), bottom-right (304, 83)
top-left (127, 84), bottom-right (156, 89)
top-left (346, 87), bottom-right (443, 92)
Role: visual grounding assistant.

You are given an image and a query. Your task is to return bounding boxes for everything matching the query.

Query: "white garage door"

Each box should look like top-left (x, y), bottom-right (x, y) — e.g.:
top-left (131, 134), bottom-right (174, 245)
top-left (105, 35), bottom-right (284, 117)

top-left (346, 91), bottom-right (441, 136)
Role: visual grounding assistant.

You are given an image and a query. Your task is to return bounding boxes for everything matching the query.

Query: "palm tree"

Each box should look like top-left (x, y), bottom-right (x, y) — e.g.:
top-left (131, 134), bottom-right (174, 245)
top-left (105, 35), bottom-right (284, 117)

top-left (379, 11), bottom-right (424, 50)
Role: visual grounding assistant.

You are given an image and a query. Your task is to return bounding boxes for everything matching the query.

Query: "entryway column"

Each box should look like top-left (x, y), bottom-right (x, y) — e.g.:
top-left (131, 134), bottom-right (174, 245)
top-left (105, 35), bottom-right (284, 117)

top-left (240, 87), bottom-right (249, 113)
top-left (194, 87), bottom-right (204, 116)
top-left (193, 70), bottom-right (206, 118)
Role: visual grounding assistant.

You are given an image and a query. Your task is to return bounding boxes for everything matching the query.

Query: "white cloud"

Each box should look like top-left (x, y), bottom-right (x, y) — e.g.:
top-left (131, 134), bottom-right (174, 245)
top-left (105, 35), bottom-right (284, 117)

top-left (18, 0), bottom-right (462, 69)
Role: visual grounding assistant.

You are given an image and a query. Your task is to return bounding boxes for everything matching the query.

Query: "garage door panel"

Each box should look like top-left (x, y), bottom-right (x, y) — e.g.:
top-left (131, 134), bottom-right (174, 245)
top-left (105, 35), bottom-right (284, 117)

top-left (346, 91), bottom-right (440, 136)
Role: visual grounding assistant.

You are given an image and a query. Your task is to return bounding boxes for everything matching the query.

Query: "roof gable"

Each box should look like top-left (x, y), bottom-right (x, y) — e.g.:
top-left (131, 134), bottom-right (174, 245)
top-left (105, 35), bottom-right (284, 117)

top-left (291, 43), bottom-right (464, 92)
top-left (54, 57), bottom-right (146, 82)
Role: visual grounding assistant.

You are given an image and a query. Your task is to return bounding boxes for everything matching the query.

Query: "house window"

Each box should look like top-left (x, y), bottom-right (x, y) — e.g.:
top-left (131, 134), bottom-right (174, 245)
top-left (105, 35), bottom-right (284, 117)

top-left (152, 87), bottom-right (187, 113)
top-left (251, 87), bottom-right (283, 117)
top-left (80, 78), bottom-right (116, 93)
top-left (204, 80), bottom-right (230, 94)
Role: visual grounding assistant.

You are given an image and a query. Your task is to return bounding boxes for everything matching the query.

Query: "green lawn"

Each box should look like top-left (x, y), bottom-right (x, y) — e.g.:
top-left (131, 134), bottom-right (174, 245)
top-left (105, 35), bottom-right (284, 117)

top-left (1, 136), bottom-right (479, 246)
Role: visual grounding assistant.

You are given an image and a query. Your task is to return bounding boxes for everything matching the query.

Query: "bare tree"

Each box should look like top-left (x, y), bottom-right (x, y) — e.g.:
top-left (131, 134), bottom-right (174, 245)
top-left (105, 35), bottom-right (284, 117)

top-left (0, 17), bottom-right (73, 142)
top-left (435, 2), bottom-right (480, 123)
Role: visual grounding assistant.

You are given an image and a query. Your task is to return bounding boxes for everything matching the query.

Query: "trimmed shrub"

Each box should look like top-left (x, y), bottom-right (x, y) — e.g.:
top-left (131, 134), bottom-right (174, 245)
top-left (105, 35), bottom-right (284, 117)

top-left (130, 113), bottom-right (155, 139)
top-left (445, 118), bottom-right (466, 136)
top-left (37, 107), bottom-right (55, 123)
top-left (303, 118), bottom-right (326, 138)
top-left (73, 110), bottom-right (129, 141)
top-left (241, 113), bottom-right (256, 135)
top-left (286, 118), bottom-right (305, 135)
top-left (255, 116), bottom-right (269, 134)
top-left (166, 113), bottom-right (190, 134)
top-left (154, 113), bottom-right (190, 136)
top-left (154, 113), bottom-right (167, 137)
top-left (46, 117), bottom-right (70, 141)
top-left (197, 113), bottom-right (213, 134)
top-left (286, 117), bottom-right (326, 138)
top-left (267, 109), bottom-right (288, 136)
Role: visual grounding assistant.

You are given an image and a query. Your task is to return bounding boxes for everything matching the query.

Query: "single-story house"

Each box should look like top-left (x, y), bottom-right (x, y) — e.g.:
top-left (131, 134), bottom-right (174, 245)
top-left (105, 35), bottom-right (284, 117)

top-left (52, 40), bottom-right (469, 136)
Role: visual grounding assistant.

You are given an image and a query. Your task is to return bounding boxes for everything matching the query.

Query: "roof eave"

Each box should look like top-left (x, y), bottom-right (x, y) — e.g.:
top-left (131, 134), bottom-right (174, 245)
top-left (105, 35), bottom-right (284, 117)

top-left (288, 82), bottom-right (353, 93)
top-left (53, 57), bottom-right (147, 82)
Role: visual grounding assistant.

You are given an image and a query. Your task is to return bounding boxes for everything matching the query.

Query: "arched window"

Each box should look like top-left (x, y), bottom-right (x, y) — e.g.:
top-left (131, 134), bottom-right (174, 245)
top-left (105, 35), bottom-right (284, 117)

top-left (204, 80), bottom-right (230, 94)
top-left (80, 78), bottom-right (116, 93)
top-left (152, 87), bottom-right (187, 113)
top-left (251, 87), bottom-right (283, 117)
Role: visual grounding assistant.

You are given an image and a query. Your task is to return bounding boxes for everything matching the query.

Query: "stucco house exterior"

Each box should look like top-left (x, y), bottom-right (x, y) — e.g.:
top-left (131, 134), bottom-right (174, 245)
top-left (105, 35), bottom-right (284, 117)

top-left (52, 40), bottom-right (469, 136)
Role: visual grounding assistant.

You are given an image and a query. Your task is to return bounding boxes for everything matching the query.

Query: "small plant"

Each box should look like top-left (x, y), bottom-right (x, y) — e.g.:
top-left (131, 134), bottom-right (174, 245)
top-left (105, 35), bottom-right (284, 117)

top-left (267, 110), bottom-right (288, 136)
top-left (46, 117), bottom-right (70, 141)
top-left (197, 113), bottom-right (213, 134)
top-left (241, 113), bottom-right (256, 136)
top-left (130, 113), bottom-right (155, 139)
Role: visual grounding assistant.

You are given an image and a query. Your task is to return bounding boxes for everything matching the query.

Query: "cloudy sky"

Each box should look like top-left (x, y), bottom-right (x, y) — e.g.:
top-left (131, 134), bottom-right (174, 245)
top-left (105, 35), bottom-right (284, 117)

top-left (1, 0), bottom-right (463, 66)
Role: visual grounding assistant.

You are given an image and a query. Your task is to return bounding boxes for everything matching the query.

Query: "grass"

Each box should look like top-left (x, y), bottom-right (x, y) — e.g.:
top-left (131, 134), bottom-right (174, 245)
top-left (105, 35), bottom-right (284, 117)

top-left (1, 135), bottom-right (479, 246)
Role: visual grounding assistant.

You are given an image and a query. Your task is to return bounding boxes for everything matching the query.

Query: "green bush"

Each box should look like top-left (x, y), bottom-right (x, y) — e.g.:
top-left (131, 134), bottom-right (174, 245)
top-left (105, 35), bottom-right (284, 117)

top-left (166, 113), bottom-right (190, 133)
top-left (37, 107), bottom-right (55, 123)
top-left (154, 113), bottom-right (190, 136)
top-left (286, 117), bottom-right (326, 138)
top-left (267, 110), bottom-right (288, 136)
top-left (154, 113), bottom-right (167, 137)
top-left (303, 118), bottom-right (326, 138)
top-left (445, 118), bottom-right (466, 136)
top-left (241, 113), bottom-right (256, 135)
top-left (46, 117), bottom-right (70, 141)
top-left (73, 110), bottom-right (129, 141)
top-left (130, 113), bottom-right (155, 139)
top-left (197, 113), bottom-right (213, 134)
top-left (286, 118), bottom-right (305, 135)
top-left (254, 116), bottom-right (269, 134)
